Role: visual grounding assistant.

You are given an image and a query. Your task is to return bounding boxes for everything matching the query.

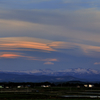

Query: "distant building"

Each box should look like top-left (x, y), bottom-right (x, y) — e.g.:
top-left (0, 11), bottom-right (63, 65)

top-left (84, 84), bottom-right (94, 88)
top-left (5, 86), bottom-right (9, 88)
top-left (84, 84), bottom-right (88, 87)
top-left (17, 86), bottom-right (22, 88)
top-left (89, 84), bottom-right (94, 88)
top-left (41, 85), bottom-right (51, 87)
top-left (77, 85), bottom-right (80, 88)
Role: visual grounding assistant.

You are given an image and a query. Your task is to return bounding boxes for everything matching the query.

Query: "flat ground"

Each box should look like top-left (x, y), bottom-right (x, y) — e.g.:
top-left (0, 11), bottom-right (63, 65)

top-left (0, 87), bottom-right (100, 100)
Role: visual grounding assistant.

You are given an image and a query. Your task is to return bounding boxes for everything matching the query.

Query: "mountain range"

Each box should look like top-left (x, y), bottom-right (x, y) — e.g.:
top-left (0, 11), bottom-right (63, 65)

top-left (0, 68), bottom-right (100, 82)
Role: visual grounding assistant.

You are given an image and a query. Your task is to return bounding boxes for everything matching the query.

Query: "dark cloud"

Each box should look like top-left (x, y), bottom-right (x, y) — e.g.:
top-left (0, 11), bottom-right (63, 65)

top-left (0, 10), bottom-right (66, 26)
top-left (0, 8), bottom-right (100, 34)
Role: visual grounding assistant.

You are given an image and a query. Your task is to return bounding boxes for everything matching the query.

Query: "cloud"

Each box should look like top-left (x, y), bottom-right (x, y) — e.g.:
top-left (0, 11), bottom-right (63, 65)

top-left (0, 52), bottom-right (58, 65)
top-left (0, 37), bottom-right (78, 54)
top-left (0, 54), bottom-right (21, 58)
top-left (41, 58), bottom-right (58, 62)
top-left (94, 62), bottom-right (100, 65)
top-left (0, 37), bottom-right (78, 53)
top-left (0, 37), bottom-right (55, 52)
top-left (0, 52), bottom-right (23, 58)
top-left (49, 41), bottom-right (75, 49)
top-left (26, 56), bottom-right (58, 62)
top-left (0, 1), bottom-right (100, 46)
top-left (1, 37), bottom-right (100, 57)
top-left (44, 62), bottom-right (54, 65)
top-left (1, 9), bottom-right (100, 45)
top-left (0, 19), bottom-right (48, 34)
top-left (49, 41), bottom-right (100, 57)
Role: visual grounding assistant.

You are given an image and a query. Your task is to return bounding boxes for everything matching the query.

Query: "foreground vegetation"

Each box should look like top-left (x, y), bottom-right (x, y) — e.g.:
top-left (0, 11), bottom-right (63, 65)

top-left (0, 98), bottom-right (100, 100)
top-left (0, 86), bottom-right (100, 100)
top-left (0, 92), bottom-right (100, 100)
top-left (0, 81), bottom-right (100, 100)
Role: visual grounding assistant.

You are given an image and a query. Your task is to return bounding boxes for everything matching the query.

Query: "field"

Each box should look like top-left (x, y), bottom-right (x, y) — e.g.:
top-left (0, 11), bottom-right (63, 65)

top-left (0, 86), bottom-right (100, 100)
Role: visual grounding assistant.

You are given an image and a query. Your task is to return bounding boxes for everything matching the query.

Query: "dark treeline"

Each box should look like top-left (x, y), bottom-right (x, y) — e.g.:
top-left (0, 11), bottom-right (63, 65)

top-left (0, 81), bottom-right (100, 88)
top-left (0, 81), bottom-right (55, 88)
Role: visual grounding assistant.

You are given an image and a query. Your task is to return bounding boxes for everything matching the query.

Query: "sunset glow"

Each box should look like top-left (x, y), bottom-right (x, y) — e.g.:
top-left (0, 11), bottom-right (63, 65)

top-left (0, 0), bottom-right (100, 72)
top-left (0, 54), bottom-right (22, 58)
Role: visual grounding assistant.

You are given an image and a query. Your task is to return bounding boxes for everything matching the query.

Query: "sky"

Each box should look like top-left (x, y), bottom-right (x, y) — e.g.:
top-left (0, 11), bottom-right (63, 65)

top-left (0, 0), bottom-right (100, 72)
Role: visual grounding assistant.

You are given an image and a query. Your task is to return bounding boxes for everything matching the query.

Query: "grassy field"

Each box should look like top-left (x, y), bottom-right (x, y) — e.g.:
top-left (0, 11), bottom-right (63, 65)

top-left (0, 87), bottom-right (100, 100)
top-left (3, 99), bottom-right (100, 100)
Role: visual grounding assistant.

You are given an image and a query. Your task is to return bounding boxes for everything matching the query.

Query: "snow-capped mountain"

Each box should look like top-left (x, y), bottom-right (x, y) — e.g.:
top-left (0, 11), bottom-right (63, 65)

top-left (16, 68), bottom-right (100, 76)
top-left (0, 68), bottom-right (100, 82)
top-left (25, 68), bottom-right (100, 82)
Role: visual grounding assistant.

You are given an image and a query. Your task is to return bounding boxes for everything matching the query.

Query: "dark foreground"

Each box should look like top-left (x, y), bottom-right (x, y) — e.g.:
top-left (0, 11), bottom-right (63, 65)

top-left (0, 87), bottom-right (100, 100)
top-left (0, 93), bottom-right (99, 100)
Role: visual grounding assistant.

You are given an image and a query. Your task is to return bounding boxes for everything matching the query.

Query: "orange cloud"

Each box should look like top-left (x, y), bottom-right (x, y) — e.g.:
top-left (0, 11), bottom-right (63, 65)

top-left (0, 41), bottom-right (55, 51)
top-left (0, 37), bottom-right (55, 52)
top-left (0, 53), bottom-right (23, 58)
top-left (1, 37), bottom-right (100, 58)
top-left (0, 52), bottom-right (58, 66)
top-left (44, 62), bottom-right (54, 65)
top-left (0, 37), bottom-right (76, 52)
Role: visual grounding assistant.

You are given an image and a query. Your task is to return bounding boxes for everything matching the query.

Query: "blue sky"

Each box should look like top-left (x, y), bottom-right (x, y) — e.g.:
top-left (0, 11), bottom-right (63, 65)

top-left (0, 0), bottom-right (100, 72)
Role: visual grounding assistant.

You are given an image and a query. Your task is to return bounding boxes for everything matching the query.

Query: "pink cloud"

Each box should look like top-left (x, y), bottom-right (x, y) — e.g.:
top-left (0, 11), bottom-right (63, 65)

top-left (0, 52), bottom-right (58, 65)
top-left (41, 58), bottom-right (58, 62)
top-left (94, 62), bottom-right (100, 65)
top-left (0, 37), bottom-right (55, 52)
top-left (44, 62), bottom-right (54, 65)
top-left (0, 53), bottom-right (23, 58)
top-left (1, 37), bottom-right (100, 58)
